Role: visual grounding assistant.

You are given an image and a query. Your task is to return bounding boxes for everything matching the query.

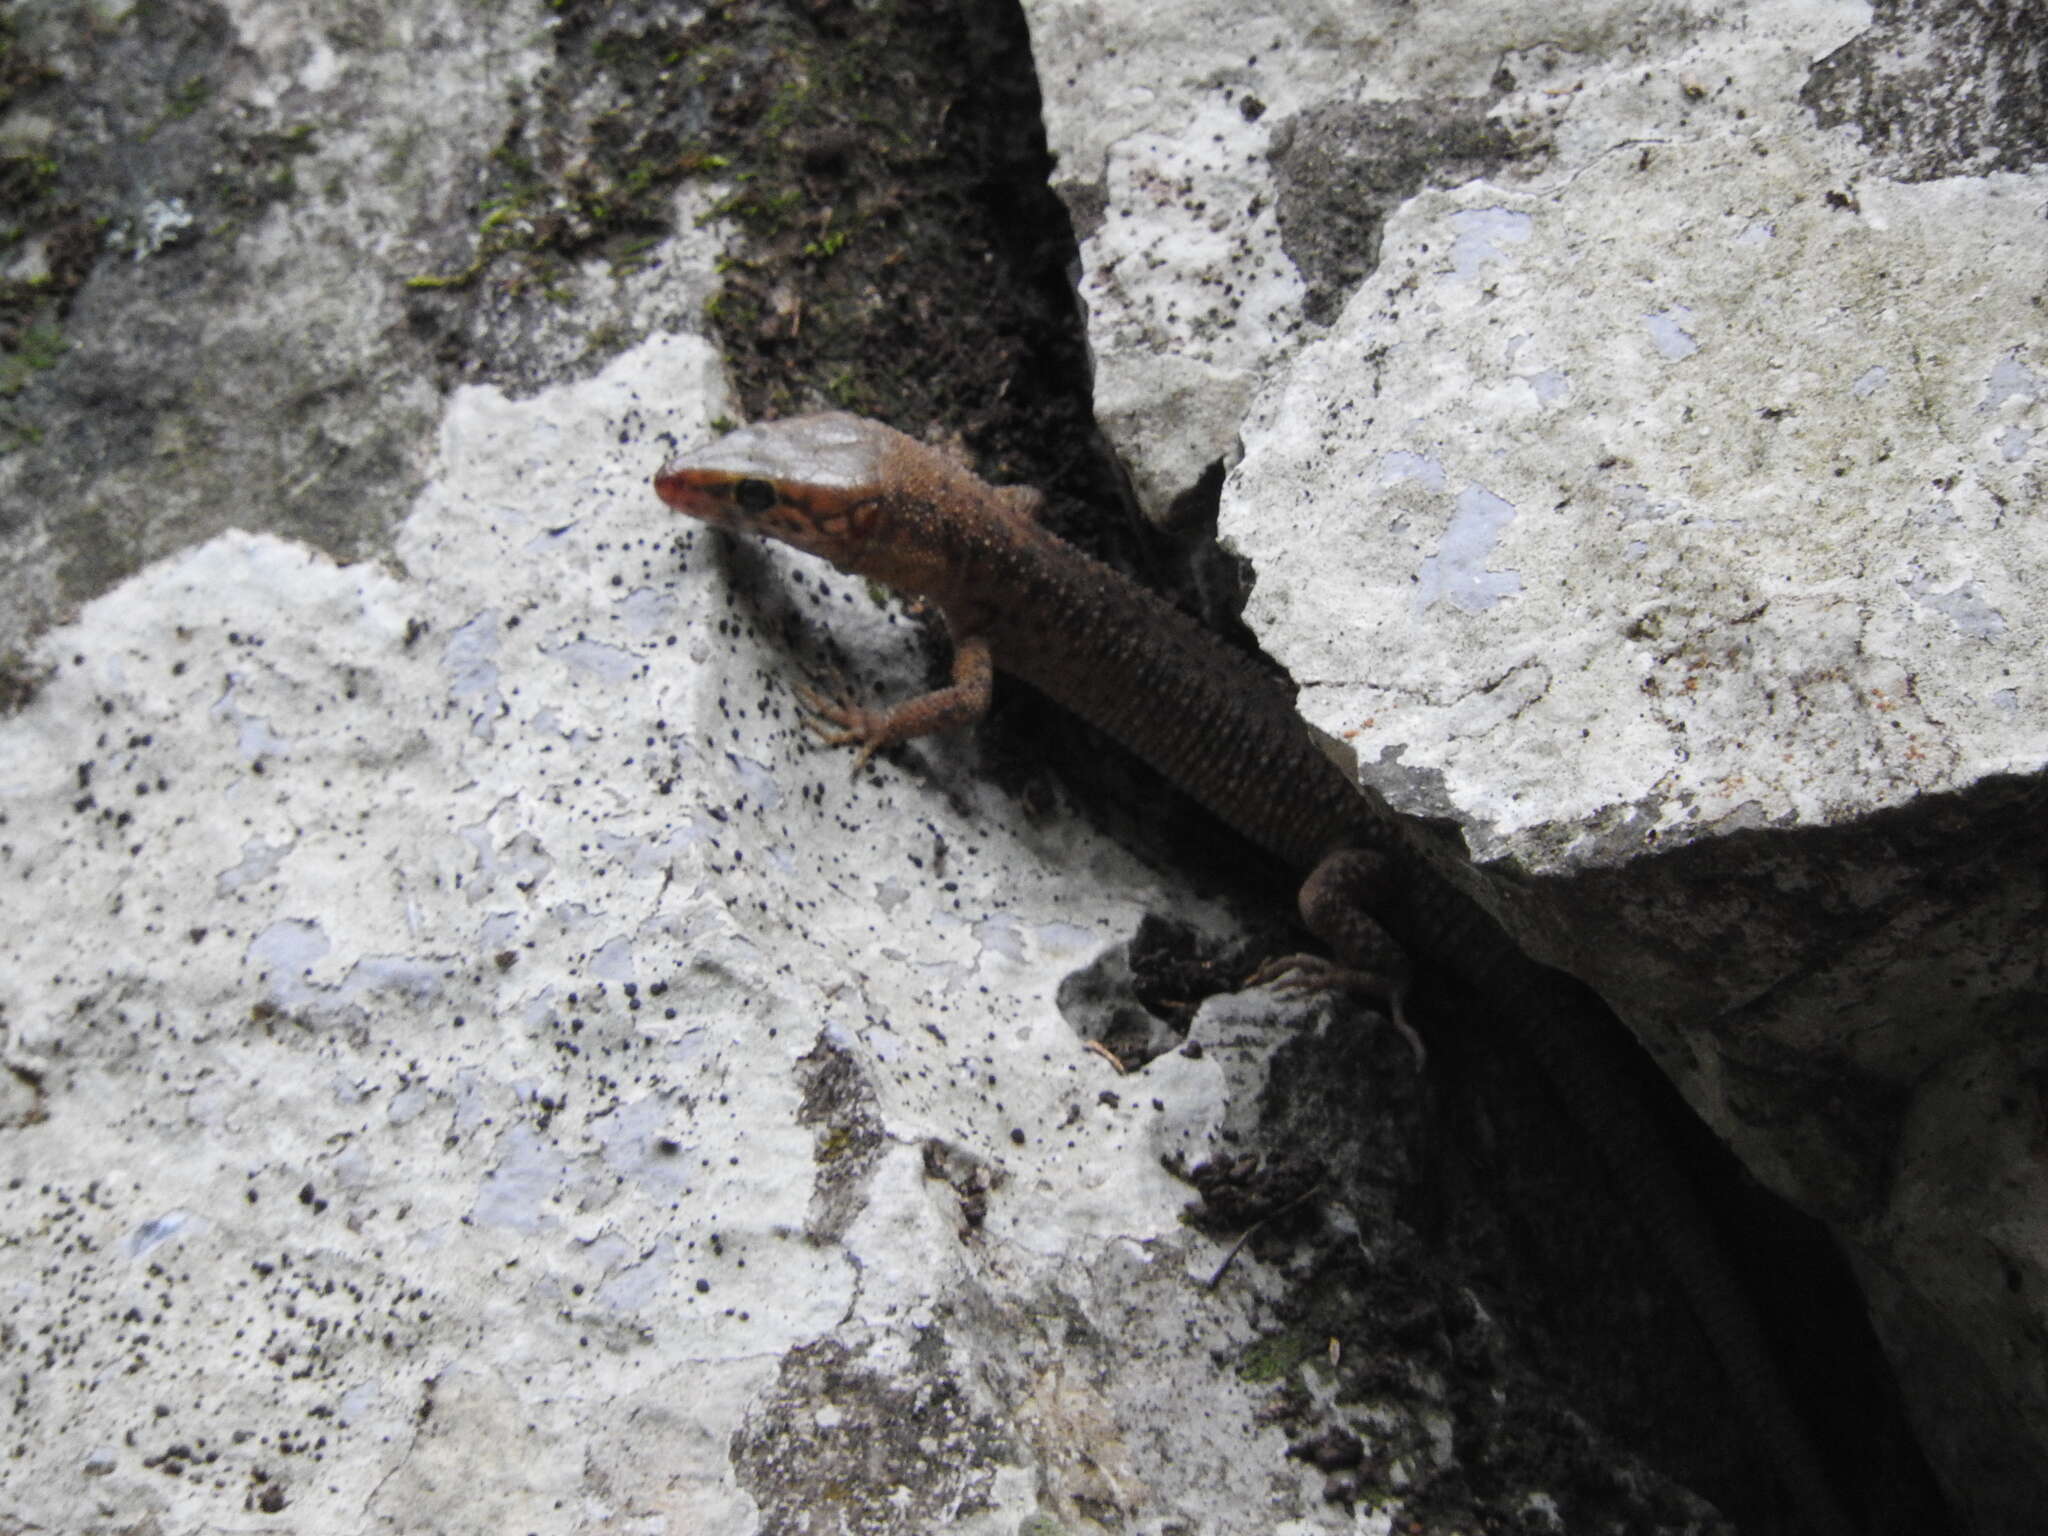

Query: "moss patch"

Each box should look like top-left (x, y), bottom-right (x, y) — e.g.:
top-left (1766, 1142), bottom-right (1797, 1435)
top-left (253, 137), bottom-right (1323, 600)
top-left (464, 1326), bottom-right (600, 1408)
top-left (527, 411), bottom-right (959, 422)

top-left (400, 0), bottom-right (1111, 517)
top-left (0, 13), bottom-right (97, 451)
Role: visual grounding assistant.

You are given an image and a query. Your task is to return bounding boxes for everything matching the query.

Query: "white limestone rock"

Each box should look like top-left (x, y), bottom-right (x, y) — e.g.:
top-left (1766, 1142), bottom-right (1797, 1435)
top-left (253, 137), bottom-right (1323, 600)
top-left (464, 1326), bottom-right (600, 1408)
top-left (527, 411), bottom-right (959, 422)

top-left (9, 335), bottom-right (1573, 1535)
top-left (1028, 1), bottom-right (2048, 1528)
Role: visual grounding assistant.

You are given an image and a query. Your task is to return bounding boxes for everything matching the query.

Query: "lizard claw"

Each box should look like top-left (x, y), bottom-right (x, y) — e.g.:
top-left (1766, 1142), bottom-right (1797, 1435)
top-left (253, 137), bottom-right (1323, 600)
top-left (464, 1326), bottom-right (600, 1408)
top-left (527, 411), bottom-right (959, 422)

top-left (792, 673), bottom-right (886, 775)
top-left (1245, 952), bottom-right (1332, 991)
top-left (1248, 953), bottom-right (1426, 1071)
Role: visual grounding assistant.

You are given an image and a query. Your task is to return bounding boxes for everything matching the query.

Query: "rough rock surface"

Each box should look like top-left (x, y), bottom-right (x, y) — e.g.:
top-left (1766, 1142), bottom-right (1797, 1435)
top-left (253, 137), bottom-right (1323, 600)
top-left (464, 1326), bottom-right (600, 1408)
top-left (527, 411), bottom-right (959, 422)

top-left (1029, 0), bottom-right (2045, 1529)
top-left (2, 337), bottom-right (1749, 1532)
top-left (0, 0), bottom-right (2035, 1532)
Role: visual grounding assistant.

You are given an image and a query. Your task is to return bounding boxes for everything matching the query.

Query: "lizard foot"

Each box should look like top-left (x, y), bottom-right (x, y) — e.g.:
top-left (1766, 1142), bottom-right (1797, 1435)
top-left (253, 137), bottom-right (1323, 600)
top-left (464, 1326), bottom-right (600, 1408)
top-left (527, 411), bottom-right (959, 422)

top-left (787, 636), bottom-right (993, 776)
top-left (1247, 953), bottom-right (1425, 1070)
top-left (791, 674), bottom-right (888, 775)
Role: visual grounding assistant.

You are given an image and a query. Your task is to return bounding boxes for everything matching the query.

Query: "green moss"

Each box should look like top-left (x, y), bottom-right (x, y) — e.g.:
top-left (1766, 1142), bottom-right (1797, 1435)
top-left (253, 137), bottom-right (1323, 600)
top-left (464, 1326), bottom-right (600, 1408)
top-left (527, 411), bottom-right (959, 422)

top-left (0, 413), bottom-right (42, 455)
top-left (588, 32), bottom-right (638, 68)
top-left (0, 18), bottom-right (94, 432)
top-left (168, 74), bottom-right (210, 117)
top-left (823, 371), bottom-right (871, 413)
top-left (707, 181), bottom-right (802, 233)
top-left (141, 72), bottom-right (212, 137)
top-left (395, 0), bottom-right (1083, 464)
top-left (403, 49), bottom-right (734, 295)
top-left (0, 152), bottom-right (57, 213)
top-left (1236, 1328), bottom-right (1320, 1384)
top-left (815, 1124), bottom-right (853, 1162)
top-left (801, 228), bottom-right (848, 261)
top-left (0, 320), bottom-right (65, 397)
top-left (702, 289), bottom-right (759, 331)
top-left (757, 75), bottom-right (812, 138)
top-left (13, 318), bottom-right (63, 370)
top-left (405, 264), bottom-right (483, 292)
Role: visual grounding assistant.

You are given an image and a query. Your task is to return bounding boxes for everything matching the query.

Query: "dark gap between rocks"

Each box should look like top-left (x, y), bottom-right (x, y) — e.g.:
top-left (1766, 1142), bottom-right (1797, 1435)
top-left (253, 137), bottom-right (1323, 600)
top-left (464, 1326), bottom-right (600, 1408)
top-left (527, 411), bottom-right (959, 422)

top-left (594, 0), bottom-right (1948, 1529)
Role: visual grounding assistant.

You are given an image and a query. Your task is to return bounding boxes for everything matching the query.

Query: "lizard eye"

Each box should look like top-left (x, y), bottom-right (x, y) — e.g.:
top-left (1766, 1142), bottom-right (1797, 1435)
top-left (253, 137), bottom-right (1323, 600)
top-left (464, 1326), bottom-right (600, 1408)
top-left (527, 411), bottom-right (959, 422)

top-left (734, 477), bottom-right (778, 515)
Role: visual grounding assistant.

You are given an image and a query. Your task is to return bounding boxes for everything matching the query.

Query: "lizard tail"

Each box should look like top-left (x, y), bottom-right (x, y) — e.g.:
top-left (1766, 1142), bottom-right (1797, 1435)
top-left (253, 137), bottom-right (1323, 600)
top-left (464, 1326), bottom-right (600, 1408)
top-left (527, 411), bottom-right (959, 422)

top-left (1512, 965), bottom-right (1857, 1536)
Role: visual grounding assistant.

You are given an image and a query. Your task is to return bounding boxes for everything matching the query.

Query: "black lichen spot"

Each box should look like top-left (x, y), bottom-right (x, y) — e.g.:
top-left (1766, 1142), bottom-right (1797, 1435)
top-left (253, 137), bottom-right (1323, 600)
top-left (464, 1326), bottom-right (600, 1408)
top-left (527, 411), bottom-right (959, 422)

top-left (1804, 1), bottom-right (2048, 181)
top-left (794, 1033), bottom-right (886, 1242)
top-left (732, 1340), bottom-right (1019, 1534)
top-left (1268, 97), bottom-right (1525, 324)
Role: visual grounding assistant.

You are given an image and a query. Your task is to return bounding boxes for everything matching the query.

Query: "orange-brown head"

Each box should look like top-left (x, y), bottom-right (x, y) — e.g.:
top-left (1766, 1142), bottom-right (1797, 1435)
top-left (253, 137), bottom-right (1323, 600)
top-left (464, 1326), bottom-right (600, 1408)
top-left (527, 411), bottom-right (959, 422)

top-left (655, 414), bottom-right (890, 568)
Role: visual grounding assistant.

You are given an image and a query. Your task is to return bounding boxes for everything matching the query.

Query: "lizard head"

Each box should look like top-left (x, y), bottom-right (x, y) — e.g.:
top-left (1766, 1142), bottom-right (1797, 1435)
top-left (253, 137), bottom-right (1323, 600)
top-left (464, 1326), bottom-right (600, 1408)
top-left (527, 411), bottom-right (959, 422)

top-left (655, 414), bottom-right (887, 566)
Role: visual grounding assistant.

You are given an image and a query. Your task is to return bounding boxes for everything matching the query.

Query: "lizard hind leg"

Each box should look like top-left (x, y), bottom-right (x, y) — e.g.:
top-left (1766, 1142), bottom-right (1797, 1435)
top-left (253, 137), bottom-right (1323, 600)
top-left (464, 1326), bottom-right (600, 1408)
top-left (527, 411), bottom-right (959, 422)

top-left (1249, 847), bottom-right (1422, 1068)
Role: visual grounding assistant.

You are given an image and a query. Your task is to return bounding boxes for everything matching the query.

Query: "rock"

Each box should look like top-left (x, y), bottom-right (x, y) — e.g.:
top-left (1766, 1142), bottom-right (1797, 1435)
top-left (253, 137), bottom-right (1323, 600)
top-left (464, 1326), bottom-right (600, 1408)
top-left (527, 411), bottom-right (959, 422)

top-left (1031, 0), bottom-right (2046, 1528)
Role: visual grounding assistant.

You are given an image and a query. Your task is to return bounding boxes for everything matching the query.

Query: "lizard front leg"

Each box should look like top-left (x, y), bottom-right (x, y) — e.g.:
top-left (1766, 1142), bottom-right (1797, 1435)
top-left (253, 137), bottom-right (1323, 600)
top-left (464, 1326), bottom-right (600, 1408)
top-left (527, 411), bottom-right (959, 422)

top-left (797, 632), bottom-right (994, 773)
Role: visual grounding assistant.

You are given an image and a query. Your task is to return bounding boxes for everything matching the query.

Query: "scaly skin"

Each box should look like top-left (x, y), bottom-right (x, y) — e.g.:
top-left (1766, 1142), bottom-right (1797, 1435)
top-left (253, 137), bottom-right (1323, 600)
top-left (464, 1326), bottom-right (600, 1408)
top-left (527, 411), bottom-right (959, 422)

top-left (656, 411), bottom-right (1853, 1536)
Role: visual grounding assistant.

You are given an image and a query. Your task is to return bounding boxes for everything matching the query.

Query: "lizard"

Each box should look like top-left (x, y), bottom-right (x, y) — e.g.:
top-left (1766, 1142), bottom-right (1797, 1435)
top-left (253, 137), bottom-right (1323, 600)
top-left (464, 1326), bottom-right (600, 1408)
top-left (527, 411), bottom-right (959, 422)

top-left (654, 410), bottom-right (1855, 1536)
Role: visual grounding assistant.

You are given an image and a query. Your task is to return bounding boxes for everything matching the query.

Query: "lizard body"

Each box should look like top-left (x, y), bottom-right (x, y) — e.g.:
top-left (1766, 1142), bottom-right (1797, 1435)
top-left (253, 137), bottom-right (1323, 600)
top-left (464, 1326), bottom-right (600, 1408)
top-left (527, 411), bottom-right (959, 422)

top-left (655, 411), bottom-right (1852, 1536)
